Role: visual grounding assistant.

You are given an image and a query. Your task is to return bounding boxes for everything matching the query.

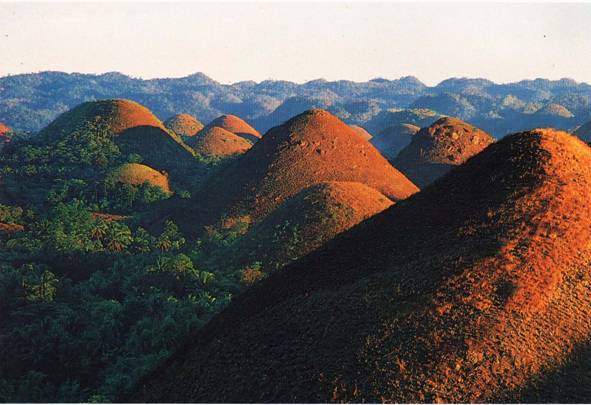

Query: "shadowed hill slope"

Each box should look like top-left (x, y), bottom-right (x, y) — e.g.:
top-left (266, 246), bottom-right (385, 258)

top-left (574, 120), bottom-right (591, 142)
top-left (133, 129), bottom-right (591, 403)
top-left (108, 163), bottom-right (170, 193)
top-left (115, 126), bottom-right (196, 175)
top-left (203, 114), bottom-right (261, 143)
top-left (371, 123), bottom-right (420, 159)
top-left (393, 117), bottom-right (494, 187)
top-left (188, 126), bottom-right (252, 158)
top-left (189, 109), bottom-right (418, 229)
top-left (226, 181), bottom-right (393, 273)
top-left (164, 113), bottom-right (204, 137)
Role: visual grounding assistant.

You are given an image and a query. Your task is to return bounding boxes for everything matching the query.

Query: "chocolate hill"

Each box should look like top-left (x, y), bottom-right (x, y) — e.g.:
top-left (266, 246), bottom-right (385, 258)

top-left (188, 126), bottom-right (252, 158)
top-left (132, 129), bottom-right (591, 402)
top-left (371, 123), bottom-right (420, 159)
top-left (164, 113), bottom-right (204, 137)
top-left (349, 125), bottom-right (373, 141)
top-left (226, 181), bottom-right (393, 273)
top-left (108, 163), bottom-right (170, 193)
top-left (203, 114), bottom-right (261, 143)
top-left (191, 109), bottom-right (418, 228)
top-left (393, 117), bottom-right (494, 187)
top-left (39, 99), bottom-right (165, 138)
top-left (35, 99), bottom-right (197, 172)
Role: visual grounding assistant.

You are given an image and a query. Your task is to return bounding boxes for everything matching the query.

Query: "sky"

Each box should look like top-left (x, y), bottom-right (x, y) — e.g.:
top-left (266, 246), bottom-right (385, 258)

top-left (1, 2), bottom-right (591, 86)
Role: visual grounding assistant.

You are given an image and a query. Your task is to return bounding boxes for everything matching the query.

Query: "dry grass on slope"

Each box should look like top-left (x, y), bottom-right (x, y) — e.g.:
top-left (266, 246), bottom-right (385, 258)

top-left (132, 129), bottom-right (591, 403)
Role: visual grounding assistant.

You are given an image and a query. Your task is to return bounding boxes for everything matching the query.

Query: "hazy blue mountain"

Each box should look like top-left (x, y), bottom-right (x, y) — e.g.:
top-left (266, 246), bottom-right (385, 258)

top-left (1, 71), bottom-right (590, 137)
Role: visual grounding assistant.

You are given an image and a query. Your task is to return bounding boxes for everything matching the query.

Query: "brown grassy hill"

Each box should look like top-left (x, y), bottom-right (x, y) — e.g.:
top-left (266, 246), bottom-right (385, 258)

top-left (203, 114), bottom-right (261, 143)
top-left (349, 125), bottom-right (373, 141)
top-left (39, 99), bottom-right (165, 137)
top-left (188, 126), bottom-right (252, 158)
top-left (164, 113), bottom-right (204, 137)
top-left (574, 120), bottom-right (591, 142)
top-left (227, 181), bottom-right (392, 274)
top-left (115, 126), bottom-right (196, 175)
top-left (132, 129), bottom-right (591, 403)
top-left (190, 109), bottom-right (418, 229)
top-left (393, 117), bottom-right (494, 187)
top-left (371, 123), bottom-right (420, 159)
top-left (108, 163), bottom-right (170, 193)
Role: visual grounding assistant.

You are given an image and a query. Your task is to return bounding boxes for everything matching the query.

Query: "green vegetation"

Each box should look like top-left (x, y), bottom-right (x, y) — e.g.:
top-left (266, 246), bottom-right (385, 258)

top-left (0, 201), bottom-right (239, 402)
top-left (0, 107), bottom-right (247, 402)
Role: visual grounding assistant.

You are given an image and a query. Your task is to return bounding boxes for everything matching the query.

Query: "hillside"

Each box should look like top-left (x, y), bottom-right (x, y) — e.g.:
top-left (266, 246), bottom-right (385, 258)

top-left (202, 115), bottom-right (261, 143)
top-left (164, 113), bottom-right (204, 137)
top-left (108, 163), bottom-right (171, 193)
top-left (0, 122), bottom-right (12, 148)
top-left (188, 126), bottom-right (252, 158)
top-left (0, 122), bottom-right (11, 135)
top-left (224, 181), bottom-right (393, 273)
top-left (115, 126), bottom-right (196, 175)
top-left (393, 117), bottom-right (494, 187)
top-left (190, 109), bottom-right (418, 229)
top-left (36, 99), bottom-right (198, 175)
top-left (38, 99), bottom-right (165, 139)
top-left (575, 120), bottom-right (591, 141)
top-left (133, 129), bottom-right (591, 403)
top-left (370, 123), bottom-right (420, 159)
top-left (0, 99), bottom-right (202, 207)
top-left (349, 125), bottom-right (373, 141)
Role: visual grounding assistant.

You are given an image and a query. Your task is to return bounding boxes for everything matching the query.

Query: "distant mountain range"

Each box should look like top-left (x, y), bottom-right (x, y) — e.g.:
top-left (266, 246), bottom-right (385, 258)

top-left (1, 71), bottom-right (590, 137)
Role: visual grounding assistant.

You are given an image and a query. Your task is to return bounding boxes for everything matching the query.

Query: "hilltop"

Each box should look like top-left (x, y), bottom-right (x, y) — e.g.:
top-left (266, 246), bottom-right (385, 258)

top-left (38, 99), bottom-right (164, 139)
top-left (393, 117), bottom-right (494, 187)
top-left (133, 129), bottom-right (591, 402)
top-left (108, 163), bottom-right (171, 193)
top-left (202, 115), bottom-right (261, 143)
top-left (188, 126), bottom-right (252, 158)
top-left (164, 113), bottom-right (204, 137)
top-left (191, 109), bottom-right (418, 229)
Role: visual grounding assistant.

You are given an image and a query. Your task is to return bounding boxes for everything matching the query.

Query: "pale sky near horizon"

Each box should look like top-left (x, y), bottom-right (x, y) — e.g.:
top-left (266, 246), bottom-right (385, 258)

top-left (1, 2), bottom-right (591, 86)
